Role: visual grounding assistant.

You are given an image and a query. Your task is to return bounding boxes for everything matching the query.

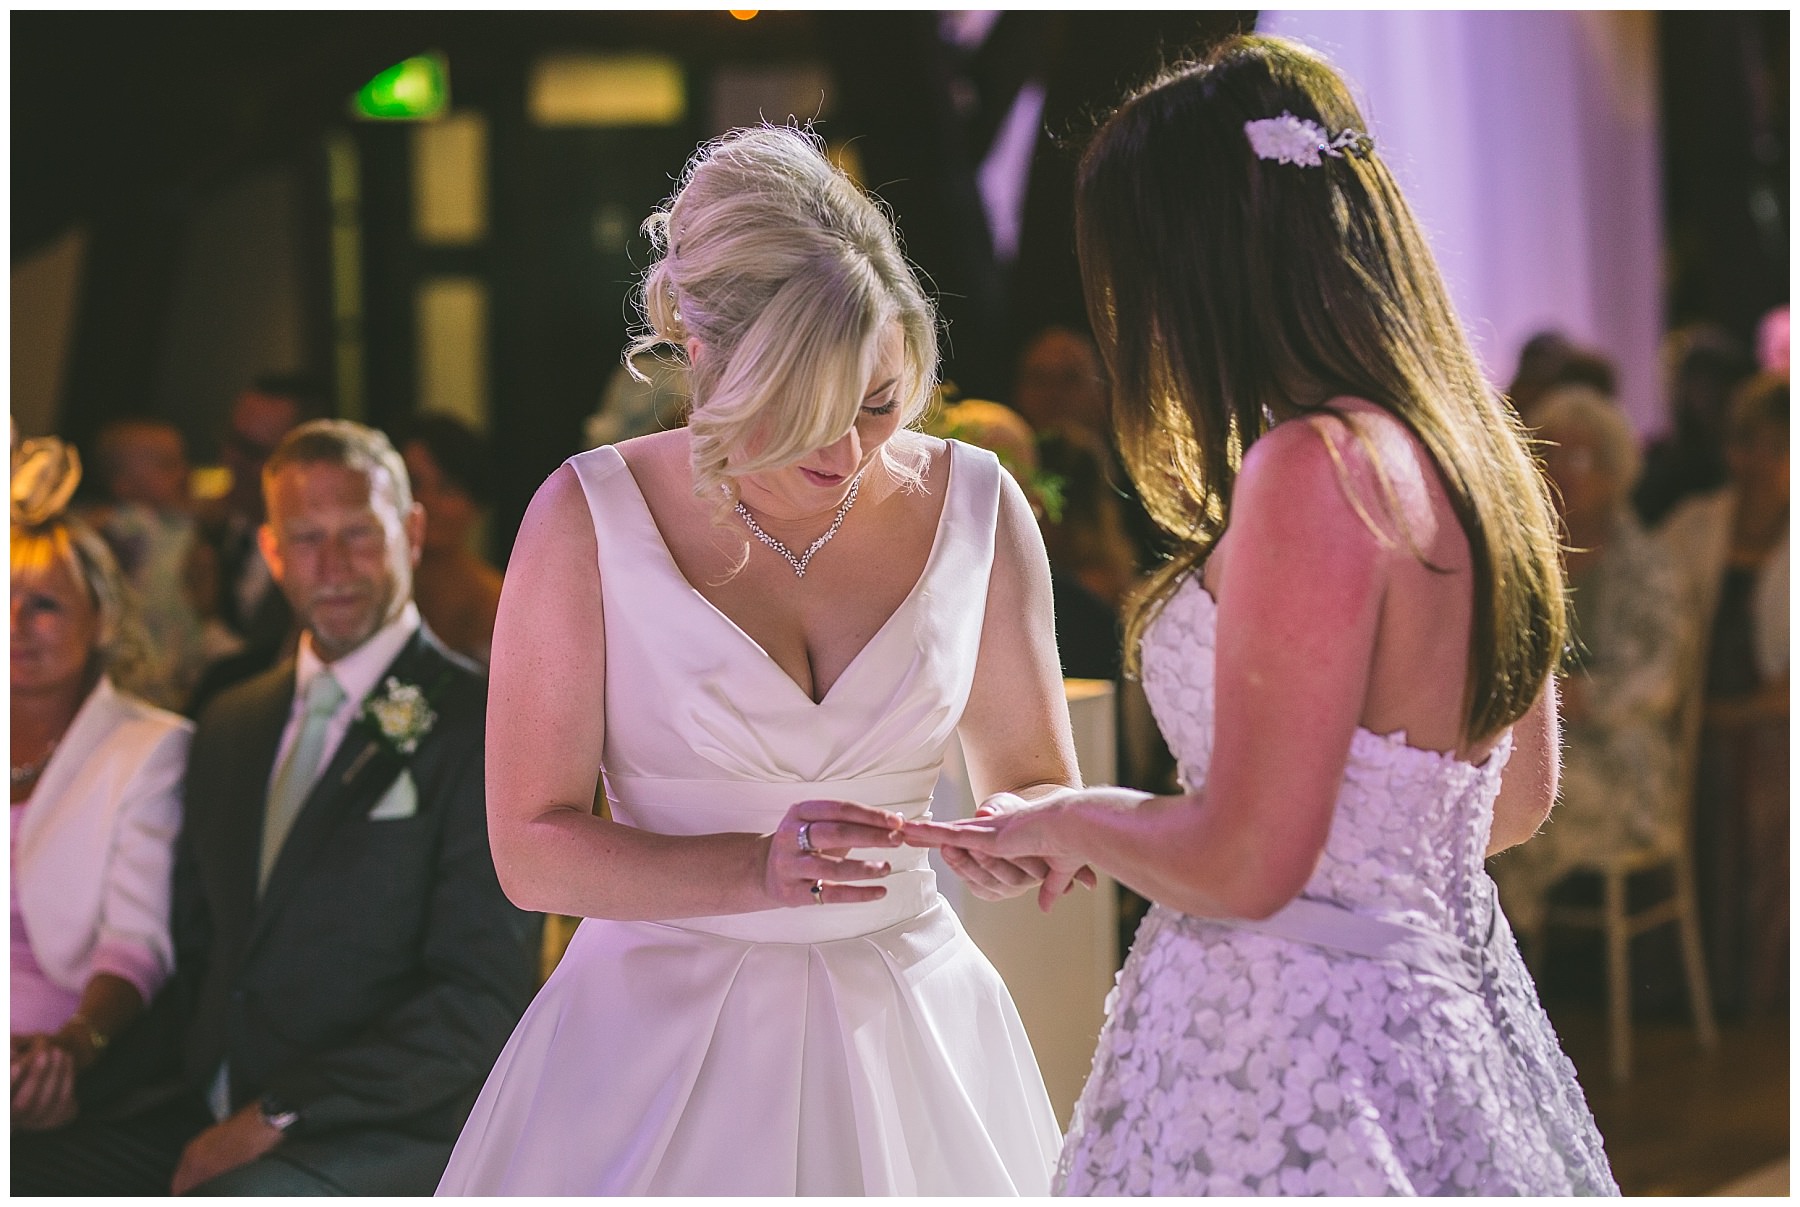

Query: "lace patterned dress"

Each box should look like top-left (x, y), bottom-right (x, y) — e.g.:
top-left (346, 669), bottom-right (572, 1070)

top-left (1056, 576), bottom-right (1618, 1196)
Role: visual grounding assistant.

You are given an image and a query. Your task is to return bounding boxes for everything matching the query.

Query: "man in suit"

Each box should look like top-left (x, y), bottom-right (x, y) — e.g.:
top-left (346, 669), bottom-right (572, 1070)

top-left (13, 420), bottom-right (538, 1195)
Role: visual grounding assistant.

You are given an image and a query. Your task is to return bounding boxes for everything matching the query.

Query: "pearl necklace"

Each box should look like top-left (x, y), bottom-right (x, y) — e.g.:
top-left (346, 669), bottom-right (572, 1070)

top-left (11, 739), bottom-right (58, 789)
top-left (734, 470), bottom-right (867, 579)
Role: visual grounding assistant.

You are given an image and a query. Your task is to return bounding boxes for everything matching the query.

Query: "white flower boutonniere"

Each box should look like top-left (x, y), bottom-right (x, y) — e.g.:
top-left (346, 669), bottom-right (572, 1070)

top-left (361, 676), bottom-right (438, 756)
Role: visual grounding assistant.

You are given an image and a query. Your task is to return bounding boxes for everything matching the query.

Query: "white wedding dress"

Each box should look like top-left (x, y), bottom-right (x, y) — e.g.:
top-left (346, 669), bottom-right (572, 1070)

top-left (1057, 576), bottom-right (1619, 1196)
top-left (438, 440), bottom-right (1060, 1196)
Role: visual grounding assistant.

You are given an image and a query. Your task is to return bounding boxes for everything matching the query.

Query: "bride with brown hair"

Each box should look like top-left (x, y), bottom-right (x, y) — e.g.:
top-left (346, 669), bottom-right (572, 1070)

top-left (910, 34), bottom-right (1618, 1195)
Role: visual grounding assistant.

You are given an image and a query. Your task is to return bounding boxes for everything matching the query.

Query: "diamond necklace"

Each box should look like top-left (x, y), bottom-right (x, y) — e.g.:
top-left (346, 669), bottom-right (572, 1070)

top-left (734, 470), bottom-right (867, 579)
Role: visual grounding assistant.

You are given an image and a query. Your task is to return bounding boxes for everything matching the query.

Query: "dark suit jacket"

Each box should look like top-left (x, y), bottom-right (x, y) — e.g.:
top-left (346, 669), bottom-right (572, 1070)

top-left (88, 625), bottom-right (536, 1190)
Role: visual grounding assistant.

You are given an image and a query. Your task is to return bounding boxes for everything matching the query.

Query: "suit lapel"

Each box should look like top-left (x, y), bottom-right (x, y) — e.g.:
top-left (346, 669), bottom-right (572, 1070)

top-left (248, 632), bottom-right (441, 948)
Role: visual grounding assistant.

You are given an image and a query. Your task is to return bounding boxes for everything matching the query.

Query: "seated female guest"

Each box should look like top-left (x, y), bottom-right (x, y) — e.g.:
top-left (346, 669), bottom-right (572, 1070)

top-left (10, 436), bottom-right (193, 1131)
top-left (1488, 387), bottom-right (1685, 941)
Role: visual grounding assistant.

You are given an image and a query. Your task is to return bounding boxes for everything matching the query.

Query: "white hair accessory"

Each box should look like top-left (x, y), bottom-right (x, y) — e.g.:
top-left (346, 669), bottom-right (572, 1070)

top-left (1244, 112), bottom-right (1370, 167)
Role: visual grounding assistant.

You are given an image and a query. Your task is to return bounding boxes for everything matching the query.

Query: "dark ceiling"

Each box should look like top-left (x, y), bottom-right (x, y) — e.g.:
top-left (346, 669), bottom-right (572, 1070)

top-left (12, 10), bottom-right (833, 260)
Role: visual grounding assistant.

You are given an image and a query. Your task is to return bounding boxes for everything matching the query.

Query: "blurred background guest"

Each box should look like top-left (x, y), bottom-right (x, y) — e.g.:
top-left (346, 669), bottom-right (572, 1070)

top-left (1505, 330), bottom-right (1621, 427)
top-left (584, 354), bottom-right (691, 449)
top-left (84, 419), bottom-right (211, 711)
top-left (1010, 325), bottom-right (1110, 454)
top-left (930, 397), bottom-right (1120, 682)
top-left (1034, 430), bottom-right (1140, 615)
top-left (1010, 324), bottom-right (1166, 596)
top-left (1489, 387), bottom-right (1685, 943)
top-left (186, 373), bottom-right (329, 714)
top-left (10, 435), bottom-right (192, 1132)
top-left (395, 413), bottom-right (504, 666)
top-left (1634, 325), bottom-right (1757, 527)
top-left (1664, 371), bottom-right (1789, 1016)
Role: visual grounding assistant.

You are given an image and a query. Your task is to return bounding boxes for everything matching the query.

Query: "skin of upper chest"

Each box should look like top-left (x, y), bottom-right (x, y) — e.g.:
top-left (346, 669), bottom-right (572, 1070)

top-left (630, 440), bottom-right (951, 703)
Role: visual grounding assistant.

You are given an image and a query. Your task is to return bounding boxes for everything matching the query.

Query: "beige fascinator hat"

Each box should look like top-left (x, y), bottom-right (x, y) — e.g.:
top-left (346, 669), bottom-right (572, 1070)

top-left (12, 430), bottom-right (83, 528)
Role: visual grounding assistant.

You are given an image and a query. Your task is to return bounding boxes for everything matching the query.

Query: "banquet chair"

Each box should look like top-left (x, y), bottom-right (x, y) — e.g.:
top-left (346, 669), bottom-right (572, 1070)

top-left (1536, 604), bottom-right (1720, 1082)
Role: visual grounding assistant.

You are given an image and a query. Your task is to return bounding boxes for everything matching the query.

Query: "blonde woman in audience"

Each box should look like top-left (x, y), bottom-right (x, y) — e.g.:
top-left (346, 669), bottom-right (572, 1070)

top-left (1488, 387), bottom-right (1685, 942)
top-left (10, 436), bottom-right (192, 1132)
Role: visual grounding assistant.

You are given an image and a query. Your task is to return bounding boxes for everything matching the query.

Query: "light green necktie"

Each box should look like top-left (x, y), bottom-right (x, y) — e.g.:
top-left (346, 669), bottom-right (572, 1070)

top-left (259, 670), bottom-right (346, 893)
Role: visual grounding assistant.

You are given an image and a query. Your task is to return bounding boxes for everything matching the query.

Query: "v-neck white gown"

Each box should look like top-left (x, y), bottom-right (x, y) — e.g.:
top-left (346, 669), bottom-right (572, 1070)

top-left (437, 440), bottom-right (1061, 1196)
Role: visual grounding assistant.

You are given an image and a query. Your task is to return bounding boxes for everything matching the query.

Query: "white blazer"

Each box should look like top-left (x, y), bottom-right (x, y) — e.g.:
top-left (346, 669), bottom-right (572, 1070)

top-left (13, 676), bottom-right (193, 997)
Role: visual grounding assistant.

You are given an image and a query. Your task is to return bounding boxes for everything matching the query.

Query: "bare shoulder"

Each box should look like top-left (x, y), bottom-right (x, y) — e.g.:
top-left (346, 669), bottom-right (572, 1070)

top-left (1234, 409), bottom-right (1378, 531)
top-left (611, 428), bottom-right (689, 483)
top-left (507, 462), bottom-right (598, 580)
top-left (1243, 400), bottom-right (1443, 552)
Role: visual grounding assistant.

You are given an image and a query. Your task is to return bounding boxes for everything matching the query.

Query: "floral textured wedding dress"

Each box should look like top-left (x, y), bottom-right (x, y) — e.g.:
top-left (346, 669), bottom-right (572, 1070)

top-left (1056, 576), bottom-right (1618, 1196)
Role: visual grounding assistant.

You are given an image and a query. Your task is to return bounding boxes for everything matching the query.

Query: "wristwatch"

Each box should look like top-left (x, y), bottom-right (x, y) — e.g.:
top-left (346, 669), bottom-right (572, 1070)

top-left (258, 1093), bottom-right (302, 1134)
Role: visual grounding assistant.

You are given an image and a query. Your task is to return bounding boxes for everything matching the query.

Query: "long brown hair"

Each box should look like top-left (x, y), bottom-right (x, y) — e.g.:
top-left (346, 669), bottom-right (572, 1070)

top-left (1075, 33), bottom-right (1565, 740)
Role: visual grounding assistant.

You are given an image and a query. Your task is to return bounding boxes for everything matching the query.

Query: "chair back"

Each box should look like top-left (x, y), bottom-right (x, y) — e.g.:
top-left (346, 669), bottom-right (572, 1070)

top-left (1657, 501), bottom-right (1728, 848)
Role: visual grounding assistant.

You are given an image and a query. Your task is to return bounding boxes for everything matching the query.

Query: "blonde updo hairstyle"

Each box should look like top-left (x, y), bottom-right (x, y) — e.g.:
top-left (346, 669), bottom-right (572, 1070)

top-left (627, 125), bottom-right (939, 516)
top-left (10, 434), bottom-right (149, 688)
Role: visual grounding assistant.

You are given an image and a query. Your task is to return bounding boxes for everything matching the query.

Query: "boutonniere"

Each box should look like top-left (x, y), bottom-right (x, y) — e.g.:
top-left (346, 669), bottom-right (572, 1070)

top-left (360, 675), bottom-right (438, 755)
top-left (340, 667), bottom-right (458, 785)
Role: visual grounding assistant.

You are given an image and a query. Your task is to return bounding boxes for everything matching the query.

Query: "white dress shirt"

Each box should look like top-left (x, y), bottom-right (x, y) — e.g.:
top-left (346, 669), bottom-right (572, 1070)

top-left (268, 601), bottom-right (422, 803)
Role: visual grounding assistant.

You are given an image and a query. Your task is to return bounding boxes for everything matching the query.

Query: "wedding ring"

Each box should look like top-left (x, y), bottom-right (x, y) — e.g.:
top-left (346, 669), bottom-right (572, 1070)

top-left (797, 822), bottom-right (816, 855)
top-left (810, 880), bottom-right (825, 903)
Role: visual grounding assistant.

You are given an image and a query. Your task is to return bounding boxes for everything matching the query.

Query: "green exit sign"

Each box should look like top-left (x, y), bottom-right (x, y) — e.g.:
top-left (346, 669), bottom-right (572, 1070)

top-left (353, 53), bottom-right (449, 120)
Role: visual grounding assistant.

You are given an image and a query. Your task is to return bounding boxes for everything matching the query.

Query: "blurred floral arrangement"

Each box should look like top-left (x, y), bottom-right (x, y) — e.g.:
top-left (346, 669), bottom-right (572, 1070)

top-left (924, 386), bottom-right (1066, 523)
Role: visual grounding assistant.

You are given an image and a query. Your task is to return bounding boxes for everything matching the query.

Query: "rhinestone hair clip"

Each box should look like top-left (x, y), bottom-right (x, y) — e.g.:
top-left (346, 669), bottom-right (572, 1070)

top-left (1244, 112), bottom-right (1372, 167)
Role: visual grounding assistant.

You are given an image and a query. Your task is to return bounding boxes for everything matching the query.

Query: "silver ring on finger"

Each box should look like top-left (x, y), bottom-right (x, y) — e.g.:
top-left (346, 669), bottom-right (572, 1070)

top-left (797, 822), bottom-right (816, 855)
top-left (810, 879), bottom-right (825, 904)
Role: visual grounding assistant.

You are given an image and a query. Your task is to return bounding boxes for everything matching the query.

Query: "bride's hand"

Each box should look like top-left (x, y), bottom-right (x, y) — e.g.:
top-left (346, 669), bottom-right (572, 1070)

top-left (906, 792), bottom-right (1097, 912)
top-left (766, 800), bottom-right (906, 908)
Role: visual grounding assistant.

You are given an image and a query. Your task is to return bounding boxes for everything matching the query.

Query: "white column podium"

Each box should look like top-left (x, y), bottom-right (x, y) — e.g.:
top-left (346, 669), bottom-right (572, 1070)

top-left (930, 679), bottom-right (1119, 1127)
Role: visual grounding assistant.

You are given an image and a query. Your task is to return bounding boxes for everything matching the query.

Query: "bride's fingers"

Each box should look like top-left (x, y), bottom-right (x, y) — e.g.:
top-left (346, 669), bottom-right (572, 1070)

top-left (790, 800), bottom-right (906, 850)
top-left (1004, 855), bottom-right (1052, 882)
top-left (808, 852), bottom-right (893, 882)
top-left (793, 820), bottom-right (904, 854)
top-left (974, 791), bottom-right (1029, 817)
top-left (968, 850), bottom-right (1038, 890)
top-left (1039, 864), bottom-right (1080, 913)
top-left (941, 846), bottom-right (1017, 900)
top-left (807, 880), bottom-right (886, 906)
top-left (899, 819), bottom-right (1001, 850)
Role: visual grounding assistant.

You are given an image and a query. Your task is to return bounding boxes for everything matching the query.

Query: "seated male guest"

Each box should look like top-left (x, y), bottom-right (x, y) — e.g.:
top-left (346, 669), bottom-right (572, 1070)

top-left (13, 420), bottom-right (537, 1196)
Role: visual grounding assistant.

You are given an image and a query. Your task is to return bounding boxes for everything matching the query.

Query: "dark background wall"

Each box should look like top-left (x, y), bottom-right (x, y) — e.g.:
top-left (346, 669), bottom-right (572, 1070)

top-left (11, 11), bottom-right (1787, 563)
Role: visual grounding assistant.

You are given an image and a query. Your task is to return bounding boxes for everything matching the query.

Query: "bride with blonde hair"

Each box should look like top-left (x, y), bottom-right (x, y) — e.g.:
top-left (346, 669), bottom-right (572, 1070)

top-left (438, 126), bottom-right (1078, 1195)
